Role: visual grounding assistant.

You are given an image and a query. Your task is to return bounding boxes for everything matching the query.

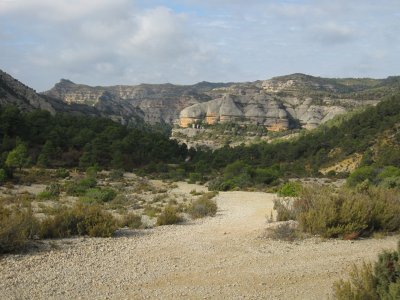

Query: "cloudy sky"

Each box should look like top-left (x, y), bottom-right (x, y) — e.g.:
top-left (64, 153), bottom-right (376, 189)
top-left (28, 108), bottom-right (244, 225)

top-left (1, 0), bottom-right (399, 91)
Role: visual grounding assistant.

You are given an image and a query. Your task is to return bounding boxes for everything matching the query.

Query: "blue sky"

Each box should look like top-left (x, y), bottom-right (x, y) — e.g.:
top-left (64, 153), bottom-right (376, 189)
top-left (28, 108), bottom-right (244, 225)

top-left (0, 0), bottom-right (399, 91)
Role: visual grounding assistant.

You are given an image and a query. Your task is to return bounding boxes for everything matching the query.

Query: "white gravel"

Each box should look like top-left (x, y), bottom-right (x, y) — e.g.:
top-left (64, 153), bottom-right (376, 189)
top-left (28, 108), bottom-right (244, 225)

top-left (0, 190), bottom-right (398, 299)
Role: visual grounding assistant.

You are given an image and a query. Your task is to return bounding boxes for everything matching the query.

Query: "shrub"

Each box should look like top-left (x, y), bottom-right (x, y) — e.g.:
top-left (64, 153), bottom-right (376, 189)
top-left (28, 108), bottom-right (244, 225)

top-left (0, 168), bottom-right (7, 184)
top-left (277, 181), bottom-right (302, 197)
top-left (55, 168), bottom-right (69, 179)
top-left (188, 172), bottom-right (202, 184)
top-left (80, 188), bottom-right (117, 203)
top-left (266, 223), bottom-right (301, 242)
top-left (143, 205), bottom-right (161, 218)
top-left (188, 192), bottom-right (218, 219)
top-left (378, 166), bottom-right (400, 180)
top-left (0, 205), bottom-right (40, 254)
top-left (40, 204), bottom-right (117, 238)
top-left (37, 183), bottom-right (61, 200)
top-left (275, 185), bottom-right (400, 238)
top-left (85, 166), bottom-right (98, 178)
top-left (109, 169), bottom-right (124, 180)
top-left (253, 168), bottom-right (279, 185)
top-left (65, 177), bottom-right (97, 196)
top-left (120, 213), bottom-right (142, 229)
top-left (347, 166), bottom-right (377, 187)
top-left (273, 198), bottom-right (296, 221)
top-left (333, 241), bottom-right (400, 299)
top-left (156, 205), bottom-right (182, 226)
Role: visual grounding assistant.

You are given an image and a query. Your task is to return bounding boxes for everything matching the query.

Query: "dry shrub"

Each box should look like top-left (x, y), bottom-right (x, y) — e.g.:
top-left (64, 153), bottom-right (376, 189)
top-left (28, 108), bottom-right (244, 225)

top-left (120, 213), bottom-right (142, 229)
top-left (188, 192), bottom-right (218, 219)
top-left (156, 205), bottom-right (182, 226)
top-left (0, 204), bottom-right (40, 254)
top-left (266, 222), bottom-right (301, 242)
top-left (40, 204), bottom-right (117, 238)
top-left (275, 185), bottom-right (400, 238)
top-left (334, 241), bottom-right (400, 299)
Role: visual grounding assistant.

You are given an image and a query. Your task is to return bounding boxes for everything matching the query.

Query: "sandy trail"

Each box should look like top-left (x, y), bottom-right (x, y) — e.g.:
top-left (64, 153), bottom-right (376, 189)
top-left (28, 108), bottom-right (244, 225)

top-left (0, 190), bottom-right (398, 299)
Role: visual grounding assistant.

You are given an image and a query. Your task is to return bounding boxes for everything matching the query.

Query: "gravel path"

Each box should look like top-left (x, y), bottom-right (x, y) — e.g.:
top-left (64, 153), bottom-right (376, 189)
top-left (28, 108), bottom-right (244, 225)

top-left (1, 191), bottom-right (398, 299)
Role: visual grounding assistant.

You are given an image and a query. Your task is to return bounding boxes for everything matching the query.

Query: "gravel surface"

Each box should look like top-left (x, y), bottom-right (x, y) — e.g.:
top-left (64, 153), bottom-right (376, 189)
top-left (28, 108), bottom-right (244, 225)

top-left (1, 190), bottom-right (398, 299)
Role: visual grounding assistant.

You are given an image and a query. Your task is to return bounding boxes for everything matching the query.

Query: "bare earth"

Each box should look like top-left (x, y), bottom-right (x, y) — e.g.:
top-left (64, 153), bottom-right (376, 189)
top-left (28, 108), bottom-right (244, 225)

top-left (1, 188), bottom-right (398, 299)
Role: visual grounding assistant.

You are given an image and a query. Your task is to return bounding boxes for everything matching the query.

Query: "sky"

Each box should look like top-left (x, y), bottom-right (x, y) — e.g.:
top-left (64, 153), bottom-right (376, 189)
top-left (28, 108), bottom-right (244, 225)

top-left (0, 0), bottom-right (399, 91)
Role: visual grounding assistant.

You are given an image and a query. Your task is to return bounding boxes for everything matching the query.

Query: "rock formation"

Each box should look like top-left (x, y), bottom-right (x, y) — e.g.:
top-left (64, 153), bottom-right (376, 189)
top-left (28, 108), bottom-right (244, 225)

top-left (4, 69), bottom-right (398, 132)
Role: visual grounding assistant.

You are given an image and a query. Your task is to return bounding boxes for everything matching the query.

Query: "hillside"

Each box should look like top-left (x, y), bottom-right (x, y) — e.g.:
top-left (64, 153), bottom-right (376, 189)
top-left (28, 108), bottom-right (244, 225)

top-left (186, 94), bottom-right (400, 189)
top-left (0, 70), bottom-right (100, 117)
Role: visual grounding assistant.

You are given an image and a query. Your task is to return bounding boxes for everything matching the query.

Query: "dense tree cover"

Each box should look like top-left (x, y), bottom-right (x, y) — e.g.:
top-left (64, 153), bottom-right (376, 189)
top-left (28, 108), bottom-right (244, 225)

top-left (0, 106), bottom-right (188, 178)
top-left (0, 93), bottom-right (399, 189)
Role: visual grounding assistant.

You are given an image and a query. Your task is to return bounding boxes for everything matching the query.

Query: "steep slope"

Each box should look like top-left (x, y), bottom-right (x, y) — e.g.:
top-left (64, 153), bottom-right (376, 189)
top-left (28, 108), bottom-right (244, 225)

top-left (0, 70), bottom-right (100, 117)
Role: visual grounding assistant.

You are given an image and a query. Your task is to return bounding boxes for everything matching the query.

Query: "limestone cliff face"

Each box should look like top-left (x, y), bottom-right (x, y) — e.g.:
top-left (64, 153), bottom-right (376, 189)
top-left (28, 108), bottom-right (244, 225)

top-left (179, 73), bottom-right (390, 130)
top-left (44, 73), bottom-right (398, 130)
top-left (180, 94), bottom-right (289, 131)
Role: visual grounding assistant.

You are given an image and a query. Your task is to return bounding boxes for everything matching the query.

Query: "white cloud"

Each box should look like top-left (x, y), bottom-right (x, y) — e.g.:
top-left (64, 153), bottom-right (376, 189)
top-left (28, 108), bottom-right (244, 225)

top-left (311, 23), bottom-right (356, 45)
top-left (0, 0), bottom-right (399, 90)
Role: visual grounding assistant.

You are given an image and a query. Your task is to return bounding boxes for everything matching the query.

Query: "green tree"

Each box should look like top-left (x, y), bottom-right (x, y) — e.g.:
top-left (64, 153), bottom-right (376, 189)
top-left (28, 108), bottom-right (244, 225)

top-left (5, 143), bottom-right (30, 171)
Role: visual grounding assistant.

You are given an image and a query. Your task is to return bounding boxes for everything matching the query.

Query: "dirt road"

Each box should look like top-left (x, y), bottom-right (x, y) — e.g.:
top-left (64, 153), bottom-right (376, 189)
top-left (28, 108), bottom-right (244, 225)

top-left (1, 190), bottom-right (398, 299)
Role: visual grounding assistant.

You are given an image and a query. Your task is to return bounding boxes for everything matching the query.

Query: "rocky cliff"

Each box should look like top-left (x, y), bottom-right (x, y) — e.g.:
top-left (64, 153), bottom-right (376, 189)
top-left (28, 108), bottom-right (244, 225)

top-left (45, 80), bottom-right (232, 125)
top-left (45, 73), bottom-right (400, 131)
top-left (179, 73), bottom-right (399, 130)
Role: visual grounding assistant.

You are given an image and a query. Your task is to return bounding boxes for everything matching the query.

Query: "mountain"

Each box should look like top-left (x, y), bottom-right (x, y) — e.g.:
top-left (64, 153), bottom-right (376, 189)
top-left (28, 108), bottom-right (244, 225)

top-left (44, 79), bottom-right (232, 125)
top-left (45, 73), bottom-right (400, 130)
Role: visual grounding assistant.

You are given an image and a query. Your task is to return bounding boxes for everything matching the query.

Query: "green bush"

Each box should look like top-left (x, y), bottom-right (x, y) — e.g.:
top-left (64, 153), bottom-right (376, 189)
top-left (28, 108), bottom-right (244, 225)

top-left (275, 185), bottom-right (400, 238)
top-left (188, 192), bottom-right (218, 219)
top-left (0, 205), bottom-right (40, 254)
top-left (120, 213), bottom-right (142, 229)
top-left (378, 166), bottom-right (400, 180)
top-left (347, 166), bottom-right (377, 187)
top-left (277, 181), bottom-right (302, 197)
top-left (80, 187), bottom-right (117, 203)
top-left (156, 205), bottom-right (182, 226)
top-left (65, 177), bottom-right (97, 196)
top-left (40, 204), bottom-right (117, 238)
top-left (334, 242), bottom-right (400, 299)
